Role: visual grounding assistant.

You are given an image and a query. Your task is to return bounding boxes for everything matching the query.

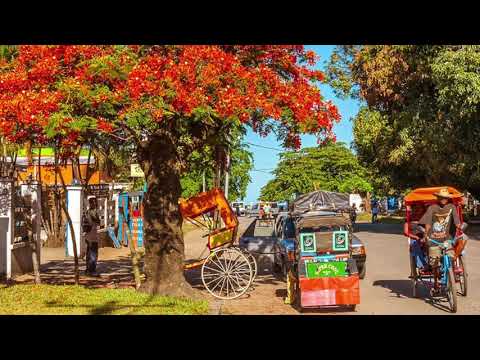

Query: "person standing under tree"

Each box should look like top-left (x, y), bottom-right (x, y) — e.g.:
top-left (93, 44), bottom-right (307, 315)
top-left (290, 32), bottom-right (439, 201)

top-left (85, 197), bottom-right (101, 277)
top-left (350, 203), bottom-right (357, 226)
top-left (371, 201), bottom-right (379, 223)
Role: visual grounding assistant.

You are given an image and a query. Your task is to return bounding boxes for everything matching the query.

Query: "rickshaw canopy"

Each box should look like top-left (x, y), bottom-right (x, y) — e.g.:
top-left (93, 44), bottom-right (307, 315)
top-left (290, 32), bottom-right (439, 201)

top-left (404, 186), bottom-right (464, 204)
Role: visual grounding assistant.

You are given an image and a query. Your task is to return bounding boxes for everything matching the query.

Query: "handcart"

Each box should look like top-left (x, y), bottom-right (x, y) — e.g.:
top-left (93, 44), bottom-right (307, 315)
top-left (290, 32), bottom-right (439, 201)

top-left (179, 188), bottom-right (257, 300)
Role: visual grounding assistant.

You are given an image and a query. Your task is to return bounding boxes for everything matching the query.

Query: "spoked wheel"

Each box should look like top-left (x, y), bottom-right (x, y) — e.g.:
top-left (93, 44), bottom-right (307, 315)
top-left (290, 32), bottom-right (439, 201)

top-left (201, 247), bottom-right (253, 300)
top-left (410, 256), bottom-right (419, 298)
top-left (446, 266), bottom-right (458, 313)
top-left (242, 249), bottom-right (258, 282)
top-left (457, 256), bottom-right (468, 297)
top-left (231, 246), bottom-right (257, 283)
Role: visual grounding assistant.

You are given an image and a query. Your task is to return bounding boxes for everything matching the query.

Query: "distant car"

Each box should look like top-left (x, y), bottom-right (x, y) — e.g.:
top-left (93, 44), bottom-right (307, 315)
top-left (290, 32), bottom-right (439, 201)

top-left (273, 210), bottom-right (367, 279)
top-left (231, 202), bottom-right (246, 216)
top-left (270, 202), bottom-right (279, 217)
top-left (249, 203), bottom-right (260, 218)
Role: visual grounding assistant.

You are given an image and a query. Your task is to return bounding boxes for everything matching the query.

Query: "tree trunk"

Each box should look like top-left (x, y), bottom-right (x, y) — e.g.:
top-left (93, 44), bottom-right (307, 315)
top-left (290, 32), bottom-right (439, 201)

top-left (121, 208), bottom-right (143, 289)
top-left (30, 240), bottom-right (41, 284)
top-left (365, 192), bottom-right (371, 213)
top-left (138, 134), bottom-right (199, 299)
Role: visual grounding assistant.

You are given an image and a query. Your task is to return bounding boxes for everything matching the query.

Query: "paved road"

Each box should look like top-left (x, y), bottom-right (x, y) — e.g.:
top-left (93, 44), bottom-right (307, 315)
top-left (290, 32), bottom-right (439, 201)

top-left (216, 218), bottom-right (480, 315)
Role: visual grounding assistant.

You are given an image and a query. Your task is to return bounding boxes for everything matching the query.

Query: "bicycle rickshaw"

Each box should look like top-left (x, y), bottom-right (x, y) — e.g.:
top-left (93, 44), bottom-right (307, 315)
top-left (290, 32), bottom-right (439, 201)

top-left (179, 188), bottom-right (257, 300)
top-left (404, 187), bottom-right (468, 313)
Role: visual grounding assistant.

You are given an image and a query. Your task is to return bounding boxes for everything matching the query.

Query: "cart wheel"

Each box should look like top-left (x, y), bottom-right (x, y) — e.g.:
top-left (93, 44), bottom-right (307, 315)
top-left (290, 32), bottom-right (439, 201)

top-left (446, 266), bottom-right (458, 313)
top-left (241, 249), bottom-right (257, 282)
top-left (201, 247), bottom-right (253, 300)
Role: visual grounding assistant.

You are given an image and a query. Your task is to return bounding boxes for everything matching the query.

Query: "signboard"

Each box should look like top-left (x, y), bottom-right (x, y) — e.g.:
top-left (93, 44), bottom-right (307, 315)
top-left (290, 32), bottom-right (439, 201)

top-left (87, 184), bottom-right (110, 197)
top-left (387, 196), bottom-right (398, 211)
top-left (130, 164), bottom-right (145, 177)
top-left (305, 261), bottom-right (348, 278)
top-left (332, 231), bottom-right (349, 251)
top-left (300, 233), bottom-right (316, 253)
top-left (0, 180), bottom-right (12, 217)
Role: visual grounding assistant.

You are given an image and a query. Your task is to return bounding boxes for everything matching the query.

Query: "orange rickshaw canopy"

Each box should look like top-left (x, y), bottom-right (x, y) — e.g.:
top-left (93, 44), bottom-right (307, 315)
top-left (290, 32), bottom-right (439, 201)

top-left (404, 186), bottom-right (464, 204)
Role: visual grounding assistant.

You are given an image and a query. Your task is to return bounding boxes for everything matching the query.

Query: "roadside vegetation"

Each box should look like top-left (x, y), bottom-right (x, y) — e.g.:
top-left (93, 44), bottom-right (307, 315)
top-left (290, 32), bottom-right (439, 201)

top-left (356, 212), bottom-right (404, 224)
top-left (0, 284), bottom-right (209, 315)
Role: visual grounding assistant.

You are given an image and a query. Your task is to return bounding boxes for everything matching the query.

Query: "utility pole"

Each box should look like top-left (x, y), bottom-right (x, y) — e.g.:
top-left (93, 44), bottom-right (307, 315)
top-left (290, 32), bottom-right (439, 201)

top-left (202, 171), bottom-right (206, 192)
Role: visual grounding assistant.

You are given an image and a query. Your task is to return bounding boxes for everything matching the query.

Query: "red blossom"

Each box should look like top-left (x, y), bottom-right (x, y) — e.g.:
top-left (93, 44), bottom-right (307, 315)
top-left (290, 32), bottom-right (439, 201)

top-left (0, 45), bottom-right (340, 153)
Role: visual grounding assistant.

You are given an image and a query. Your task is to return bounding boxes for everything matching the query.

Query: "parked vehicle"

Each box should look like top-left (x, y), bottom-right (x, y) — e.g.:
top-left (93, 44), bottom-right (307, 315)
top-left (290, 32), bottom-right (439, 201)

top-left (239, 218), bottom-right (277, 274)
top-left (248, 203), bottom-right (260, 218)
top-left (231, 201), bottom-right (246, 216)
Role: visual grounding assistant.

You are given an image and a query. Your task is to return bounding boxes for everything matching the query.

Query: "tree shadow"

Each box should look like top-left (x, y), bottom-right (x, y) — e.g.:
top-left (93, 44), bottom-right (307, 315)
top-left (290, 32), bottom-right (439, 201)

top-left (13, 255), bottom-right (141, 288)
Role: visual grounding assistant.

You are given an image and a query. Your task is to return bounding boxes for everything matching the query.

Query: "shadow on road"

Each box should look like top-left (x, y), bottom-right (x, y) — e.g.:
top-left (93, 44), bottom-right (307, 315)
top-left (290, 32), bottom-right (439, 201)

top-left (9, 256), bottom-right (138, 288)
top-left (373, 279), bottom-right (422, 299)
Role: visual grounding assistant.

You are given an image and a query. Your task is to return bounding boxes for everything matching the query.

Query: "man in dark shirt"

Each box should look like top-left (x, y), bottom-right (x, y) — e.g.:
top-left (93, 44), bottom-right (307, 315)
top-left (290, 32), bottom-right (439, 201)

top-left (85, 197), bottom-right (101, 276)
top-left (419, 188), bottom-right (461, 242)
top-left (419, 187), bottom-right (462, 292)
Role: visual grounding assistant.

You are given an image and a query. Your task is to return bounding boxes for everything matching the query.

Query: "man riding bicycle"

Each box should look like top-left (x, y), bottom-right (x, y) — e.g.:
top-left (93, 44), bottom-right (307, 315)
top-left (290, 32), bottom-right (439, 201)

top-left (418, 187), bottom-right (463, 293)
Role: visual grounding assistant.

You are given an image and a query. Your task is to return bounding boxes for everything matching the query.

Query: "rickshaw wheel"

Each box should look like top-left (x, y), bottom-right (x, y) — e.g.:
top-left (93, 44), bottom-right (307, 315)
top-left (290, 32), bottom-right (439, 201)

top-left (201, 247), bottom-right (253, 300)
top-left (241, 248), bottom-right (258, 282)
top-left (231, 246), bottom-right (257, 283)
top-left (446, 267), bottom-right (458, 313)
top-left (458, 256), bottom-right (468, 297)
top-left (410, 256), bottom-right (419, 298)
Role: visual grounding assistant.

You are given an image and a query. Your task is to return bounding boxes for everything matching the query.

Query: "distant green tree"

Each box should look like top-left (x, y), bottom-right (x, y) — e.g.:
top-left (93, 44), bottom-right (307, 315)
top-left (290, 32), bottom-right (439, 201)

top-left (180, 136), bottom-right (253, 201)
top-left (260, 142), bottom-right (372, 201)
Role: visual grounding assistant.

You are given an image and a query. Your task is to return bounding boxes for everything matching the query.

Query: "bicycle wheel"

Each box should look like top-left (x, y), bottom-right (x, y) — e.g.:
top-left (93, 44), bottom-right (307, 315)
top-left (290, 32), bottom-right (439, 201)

top-left (458, 256), bottom-right (468, 297)
top-left (410, 256), bottom-right (419, 298)
top-left (446, 266), bottom-right (458, 313)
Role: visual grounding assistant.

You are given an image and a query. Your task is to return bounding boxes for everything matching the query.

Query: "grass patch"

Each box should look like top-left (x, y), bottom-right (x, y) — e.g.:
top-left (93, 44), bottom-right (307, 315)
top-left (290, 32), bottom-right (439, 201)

top-left (0, 284), bottom-right (209, 315)
top-left (378, 216), bottom-right (405, 224)
top-left (356, 212), bottom-right (372, 222)
top-left (356, 213), bottom-right (404, 224)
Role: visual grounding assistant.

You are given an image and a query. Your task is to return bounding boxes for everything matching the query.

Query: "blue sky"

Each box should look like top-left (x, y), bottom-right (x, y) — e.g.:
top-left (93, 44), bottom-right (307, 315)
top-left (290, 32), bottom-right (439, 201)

top-left (243, 45), bottom-right (361, 203)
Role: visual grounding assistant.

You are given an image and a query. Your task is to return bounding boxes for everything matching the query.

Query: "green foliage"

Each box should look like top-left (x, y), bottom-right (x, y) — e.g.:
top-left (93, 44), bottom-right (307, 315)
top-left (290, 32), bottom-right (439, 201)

top-left (259, 142), bottom-right (372, 201)
top-left (327, 45), bottom-right (480, 198)
top-left (180, 130), bottom-right (254, 201)
top-left (0, 284), bottom-right (208, 315)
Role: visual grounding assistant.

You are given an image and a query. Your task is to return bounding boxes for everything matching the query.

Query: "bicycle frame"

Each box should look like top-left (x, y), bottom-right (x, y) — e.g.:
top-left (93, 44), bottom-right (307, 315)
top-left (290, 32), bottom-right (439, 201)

top-left (429, 239), bottom-right (454, 287)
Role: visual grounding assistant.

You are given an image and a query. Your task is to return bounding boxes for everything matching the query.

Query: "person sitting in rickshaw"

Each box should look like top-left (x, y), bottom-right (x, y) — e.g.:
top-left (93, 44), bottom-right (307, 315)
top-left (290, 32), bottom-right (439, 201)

top-left (418, 187), bottom-right (462, 291)
top-left (264, 203), bottom-right (271, 219)
top-left (405, 221), bottom-right (429, 274)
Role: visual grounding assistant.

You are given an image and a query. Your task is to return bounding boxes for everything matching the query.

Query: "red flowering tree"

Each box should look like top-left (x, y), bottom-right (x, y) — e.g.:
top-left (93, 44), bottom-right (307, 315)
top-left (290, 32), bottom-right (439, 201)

top-left (0, 45), bottom-right (340, 296)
